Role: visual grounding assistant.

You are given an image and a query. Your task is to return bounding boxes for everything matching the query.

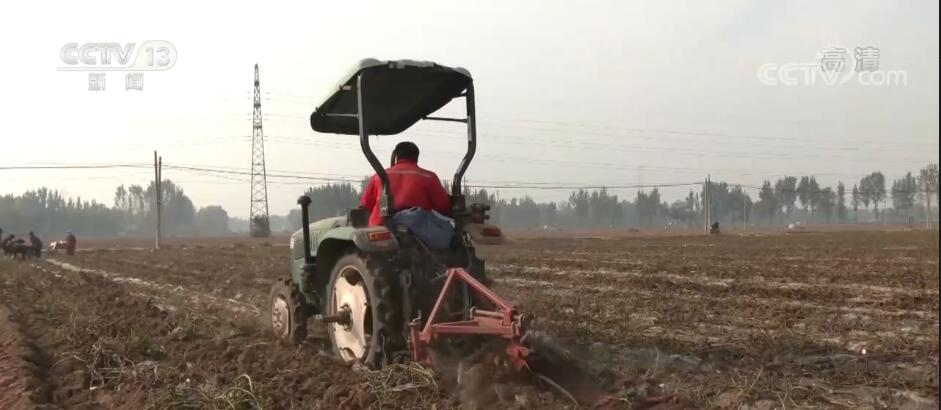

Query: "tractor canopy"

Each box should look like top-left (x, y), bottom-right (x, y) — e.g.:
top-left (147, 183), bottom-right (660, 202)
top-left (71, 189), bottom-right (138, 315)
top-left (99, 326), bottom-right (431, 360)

top-left (310, 59), bottom-right (472, 135)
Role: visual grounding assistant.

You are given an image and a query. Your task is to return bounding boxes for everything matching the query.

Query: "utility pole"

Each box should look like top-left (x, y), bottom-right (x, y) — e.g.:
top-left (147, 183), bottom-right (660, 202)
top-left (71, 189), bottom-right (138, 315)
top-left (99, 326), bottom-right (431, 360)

top-left (704, 175), bottom-right (710, 234)
top-left (154, 151), bottom-right (162, 250)
top-left (742, 185), bottom-right (747, 230)
top-left (249, 63), bottom-right (271, 237)
top-left (637, 165), bottom-right (644, 218)
top-left (708, 175), bottom-right (712, 232)
top-left (927, 187), bottom-right (933, 230)
top-left (883, 198), bottom-right (887, 227)
top-left (159, 155), bottom-right (162, 243)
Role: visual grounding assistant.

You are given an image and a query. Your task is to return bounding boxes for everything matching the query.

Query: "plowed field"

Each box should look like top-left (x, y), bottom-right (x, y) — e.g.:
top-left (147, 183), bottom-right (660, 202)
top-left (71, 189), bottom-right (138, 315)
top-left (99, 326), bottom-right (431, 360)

top-left (1, 230), bottom-right (937, 409)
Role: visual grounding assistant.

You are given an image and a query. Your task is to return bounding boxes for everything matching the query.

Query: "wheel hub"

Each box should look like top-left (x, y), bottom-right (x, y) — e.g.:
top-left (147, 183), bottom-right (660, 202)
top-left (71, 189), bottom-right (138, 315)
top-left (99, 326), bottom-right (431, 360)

top-left (271, 295), bottom-right (290, 338)
top-left (332, 268), bottom-right (369, 362)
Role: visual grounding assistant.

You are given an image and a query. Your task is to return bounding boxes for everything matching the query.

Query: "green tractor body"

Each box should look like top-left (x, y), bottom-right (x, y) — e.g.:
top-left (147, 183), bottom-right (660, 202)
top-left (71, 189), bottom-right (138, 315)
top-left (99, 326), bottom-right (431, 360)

top-left (288, 216), bottom-right (398, 307)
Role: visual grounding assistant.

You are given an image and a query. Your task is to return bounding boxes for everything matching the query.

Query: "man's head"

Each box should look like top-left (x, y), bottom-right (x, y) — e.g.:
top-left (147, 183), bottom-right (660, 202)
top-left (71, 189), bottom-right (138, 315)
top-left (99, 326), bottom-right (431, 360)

top-left (392, 141), bottom-right (420, 164)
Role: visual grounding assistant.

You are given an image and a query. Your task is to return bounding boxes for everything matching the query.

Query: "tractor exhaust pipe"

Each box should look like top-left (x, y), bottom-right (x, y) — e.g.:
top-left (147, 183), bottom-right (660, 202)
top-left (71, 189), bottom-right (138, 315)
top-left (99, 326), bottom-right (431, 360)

top-left (297, 196), bottom-right (314, 265)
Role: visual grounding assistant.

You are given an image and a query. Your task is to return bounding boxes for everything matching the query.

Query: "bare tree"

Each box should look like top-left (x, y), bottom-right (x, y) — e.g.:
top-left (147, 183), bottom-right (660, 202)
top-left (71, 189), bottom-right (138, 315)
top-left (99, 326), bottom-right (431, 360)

top-left (860, 172), bottom-right (886, 221)
top-left (797, 176), bottom-right (820, 221)
top-left (870, 172), bottom-right (886, 221)
top-left (851, 184), bottom-right (861, 222)
top-left (918, 163), bottom-right (939, 228)
top-left (836, 182), bottom-right (847, 223)
top-left (818, 187), bottom-right (836, 223)
top-left (757, 181), bottom-right (778, 224)
top-left (891, 172), bottom-right (917, 223)
top-left (774, 176), bottom-right (798, 221)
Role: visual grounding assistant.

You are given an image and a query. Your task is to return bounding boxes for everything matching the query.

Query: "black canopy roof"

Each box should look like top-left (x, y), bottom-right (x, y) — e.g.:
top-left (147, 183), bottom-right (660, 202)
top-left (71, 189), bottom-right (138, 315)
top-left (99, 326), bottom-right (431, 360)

top-left (309, 59), bottom-right (472, 136)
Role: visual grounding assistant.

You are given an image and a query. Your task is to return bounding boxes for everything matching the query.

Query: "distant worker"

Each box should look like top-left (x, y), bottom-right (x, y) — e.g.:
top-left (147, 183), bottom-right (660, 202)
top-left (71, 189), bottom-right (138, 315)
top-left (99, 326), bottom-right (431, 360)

top-left (1, 233), bottom-right (11, 254)
top-left (65, 230), bottom-right (77, 256)
top-left (360, 141), bottom-right (452, 226)
top-left (28, 232), bottom-right (42, 258)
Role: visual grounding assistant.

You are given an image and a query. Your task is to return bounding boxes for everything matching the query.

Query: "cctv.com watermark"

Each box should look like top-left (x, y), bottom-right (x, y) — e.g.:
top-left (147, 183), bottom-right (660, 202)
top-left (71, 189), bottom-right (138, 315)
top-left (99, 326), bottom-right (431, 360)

top-left (58, 40), bottom-right (177, 92)
top-left (757, 45), bottom-right (908, 87)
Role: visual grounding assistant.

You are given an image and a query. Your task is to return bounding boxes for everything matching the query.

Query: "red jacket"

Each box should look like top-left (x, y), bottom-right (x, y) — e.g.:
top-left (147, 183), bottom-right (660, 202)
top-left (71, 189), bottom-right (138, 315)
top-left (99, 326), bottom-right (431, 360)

top-left (360, 159), bottom-right (452, 226)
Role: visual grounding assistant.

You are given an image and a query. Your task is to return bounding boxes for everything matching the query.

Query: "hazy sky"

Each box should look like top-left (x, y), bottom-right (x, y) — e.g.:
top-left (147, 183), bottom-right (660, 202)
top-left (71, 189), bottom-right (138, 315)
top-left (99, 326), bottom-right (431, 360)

top-left (4, 0), bottom-right (939, 217)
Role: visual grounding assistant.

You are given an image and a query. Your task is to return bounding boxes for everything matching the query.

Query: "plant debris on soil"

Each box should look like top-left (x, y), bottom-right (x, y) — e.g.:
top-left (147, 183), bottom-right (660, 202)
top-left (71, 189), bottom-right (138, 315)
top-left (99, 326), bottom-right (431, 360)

top-left (1, 230), bottom-right (938, 409)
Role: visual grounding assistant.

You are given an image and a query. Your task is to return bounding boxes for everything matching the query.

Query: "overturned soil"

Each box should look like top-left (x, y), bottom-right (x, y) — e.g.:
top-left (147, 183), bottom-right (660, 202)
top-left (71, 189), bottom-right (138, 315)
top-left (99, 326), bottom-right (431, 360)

top-left (1, 229), bottom-right (938, 409)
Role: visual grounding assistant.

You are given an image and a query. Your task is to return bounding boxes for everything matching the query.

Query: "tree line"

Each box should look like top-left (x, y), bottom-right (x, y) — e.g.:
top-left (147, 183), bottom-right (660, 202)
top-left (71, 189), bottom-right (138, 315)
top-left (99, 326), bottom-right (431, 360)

top-left (753, 165), bottom-right (939, 226)
top-left (283, 163), bottom-right (937, 230)
top-left (1, 180), bottom-right (230, 237)
top-left (2, 163), bottom-right (937, 236)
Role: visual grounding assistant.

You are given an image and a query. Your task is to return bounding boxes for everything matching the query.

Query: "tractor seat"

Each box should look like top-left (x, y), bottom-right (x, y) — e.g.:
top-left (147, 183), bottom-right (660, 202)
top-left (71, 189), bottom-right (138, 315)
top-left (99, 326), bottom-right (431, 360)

top-left (390, 208), bottom-right (455, 251)
top-left (393, 224), bottom-right (468, 268)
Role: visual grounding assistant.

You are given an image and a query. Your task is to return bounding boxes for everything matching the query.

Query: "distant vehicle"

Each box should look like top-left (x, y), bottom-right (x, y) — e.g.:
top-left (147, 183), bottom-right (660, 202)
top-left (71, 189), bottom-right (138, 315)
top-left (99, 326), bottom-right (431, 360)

top-left (787, 222), bottom-right (808, 233)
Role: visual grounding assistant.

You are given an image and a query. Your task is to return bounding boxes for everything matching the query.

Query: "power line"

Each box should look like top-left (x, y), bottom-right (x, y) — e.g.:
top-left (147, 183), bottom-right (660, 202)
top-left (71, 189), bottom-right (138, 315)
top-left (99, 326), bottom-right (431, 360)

top-left (0, 164), bottom-right (150, 170)
top-left (166, 161), bottom-right (364, 180)
top-left (259, 108), bottom-right (938, 155)
top-left (263, 91), bottom-right (318, 100)
top-left (163, 164), bottom-right (361, 183)
top-left (470, 122), bottom-right (933, 154)
top-left (163, 161), bottom-right (693, 188)
top-left (0, 160), bottom-right (921, 193)
top-left (465, 182), bottom-right (701, 190)
top-left (167, 164), bottom-right (699, 191)
top-left (259, 133), bottom-right (888, 178)
top-left (407, 129), bottom-right (932, 164)
top-left (257, 90), bottom-right (936, 149)
top-left (3, 160), bottom-right (935, 195)
top-left (258, 118), bottom-right (935, 169)
top-left (485, 115), bottom-right (939, 148)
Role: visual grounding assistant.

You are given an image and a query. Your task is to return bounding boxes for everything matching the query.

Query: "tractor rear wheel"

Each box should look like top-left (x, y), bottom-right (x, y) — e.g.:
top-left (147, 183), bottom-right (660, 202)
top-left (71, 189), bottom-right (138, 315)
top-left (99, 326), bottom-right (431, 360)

top-left (269, 279), bottom-right (308, 344)
top-left (325, 253), bottom-right (400, 369)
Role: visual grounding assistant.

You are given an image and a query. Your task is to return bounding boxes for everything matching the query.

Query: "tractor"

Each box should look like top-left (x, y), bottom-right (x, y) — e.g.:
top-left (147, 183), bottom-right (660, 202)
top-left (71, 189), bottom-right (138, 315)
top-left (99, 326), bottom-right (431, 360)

top-left (268, 59), bottom-right (602, 404)
top-left (269, 58), bottom-right (517, 364)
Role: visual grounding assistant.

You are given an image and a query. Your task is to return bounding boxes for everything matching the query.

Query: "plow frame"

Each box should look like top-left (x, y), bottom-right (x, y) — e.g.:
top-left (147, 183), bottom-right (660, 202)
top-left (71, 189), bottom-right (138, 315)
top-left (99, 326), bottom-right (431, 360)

top-left (409, 267), bottom-right (530, 369)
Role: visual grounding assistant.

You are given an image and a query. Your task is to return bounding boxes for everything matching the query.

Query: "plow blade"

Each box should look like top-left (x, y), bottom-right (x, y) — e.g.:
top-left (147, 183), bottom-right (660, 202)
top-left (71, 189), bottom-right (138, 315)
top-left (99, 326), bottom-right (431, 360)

top-left (410, 268), bottom-right (609, 406)
top-left (522, 331), bottom-right (609, 405)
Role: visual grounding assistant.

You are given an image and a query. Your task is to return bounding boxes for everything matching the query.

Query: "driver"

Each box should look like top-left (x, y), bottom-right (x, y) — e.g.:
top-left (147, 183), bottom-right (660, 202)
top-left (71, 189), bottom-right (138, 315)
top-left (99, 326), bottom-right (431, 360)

top-left (360, 141), bottom-right (451, 226)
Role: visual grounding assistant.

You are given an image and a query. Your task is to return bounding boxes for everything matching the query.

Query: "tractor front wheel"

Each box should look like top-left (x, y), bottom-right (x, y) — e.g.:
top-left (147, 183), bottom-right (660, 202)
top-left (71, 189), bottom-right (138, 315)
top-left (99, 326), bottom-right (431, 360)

top-left (269, 279), bottom-right (308, 344)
